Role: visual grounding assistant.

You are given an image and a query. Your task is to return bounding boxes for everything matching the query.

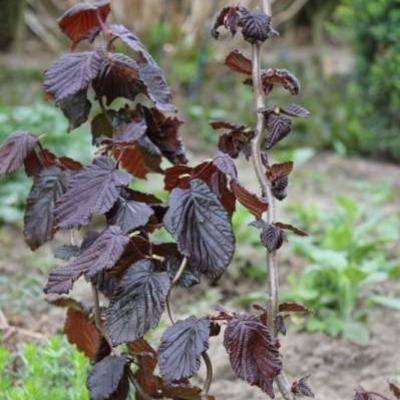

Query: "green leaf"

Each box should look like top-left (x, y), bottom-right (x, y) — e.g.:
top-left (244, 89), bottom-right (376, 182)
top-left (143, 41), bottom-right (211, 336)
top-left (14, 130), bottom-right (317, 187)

top-left (342, 321), bottom-right (369, 346)
top-left (370, 295), bottom-right (400, 311)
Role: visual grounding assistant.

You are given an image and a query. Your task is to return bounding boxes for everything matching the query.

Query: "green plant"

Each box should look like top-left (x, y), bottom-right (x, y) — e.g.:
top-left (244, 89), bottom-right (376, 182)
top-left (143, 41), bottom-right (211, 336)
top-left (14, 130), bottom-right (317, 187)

top-left (283, 195), bottom-right (400, 344)
top-left (0, 336), bottom-right (89, 400)
top-left (336, 0), bottom-right (400, 161)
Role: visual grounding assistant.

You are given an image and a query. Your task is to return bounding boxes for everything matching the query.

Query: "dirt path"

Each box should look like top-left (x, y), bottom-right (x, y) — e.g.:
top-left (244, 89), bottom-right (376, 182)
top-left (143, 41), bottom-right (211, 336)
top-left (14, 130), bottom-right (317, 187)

top-left (1, 152), bottom-right (399, 399)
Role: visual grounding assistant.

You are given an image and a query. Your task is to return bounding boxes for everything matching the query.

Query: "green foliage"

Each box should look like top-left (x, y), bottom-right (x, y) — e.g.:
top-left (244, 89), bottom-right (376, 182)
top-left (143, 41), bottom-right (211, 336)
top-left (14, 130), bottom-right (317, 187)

top-left (0, 336), bottom-right (89, 400)
top-left (336, 0), bottom-right (400, 161)
top-left (283, 194), bottom-right (400, 344)
top-left (0, 104), bottom-right (92, 223)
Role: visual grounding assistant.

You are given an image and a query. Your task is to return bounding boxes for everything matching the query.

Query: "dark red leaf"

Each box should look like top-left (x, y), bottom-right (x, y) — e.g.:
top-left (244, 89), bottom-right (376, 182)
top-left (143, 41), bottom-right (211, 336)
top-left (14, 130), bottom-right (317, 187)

top-left (44, 225), bottom-right (129, 295)
top-left (58, 1), bottom-right (111, 49)
top-left (127, 338), bottom-right (158, 371)
top-left (239, 9), bottom-right (278, 43)
top-left (213, 151), bottom-right (237, 179)
top-left (251, 221), bottom-right (284, 252)
top-left (281, 104), bottom-right (310, 118)
top-left (224, 314), bottom-right (282, 398)
top-left (225, 50), bottom-right (252, 75)
top-left (279, 302), bottom-right (311, 314)
top-left (24, 167), bottom-right (70, 250)
top-left (159, 316), bottom-right (210, 382)
top-left (291, 376), bottom-right (315, 398)
top-left (211, 6), bottom-right (242, 39)
top-left (39, 149), bottom-right (83, 172)
top-left (93, 337), bottom-right (112, 363)
top-left (164, 179), bottom-right (235, 279)
top-left (164, 165), bottom-right (192, 191)
top-left (115, 141), bottom-right (163, 179)
top-left (389, 382), bottom-right (400, 399)
top-left (267, 161), bottom-right (293, 201)
top-left (162, 385), bottom-right (204, 400)
top-left (142, 106), bottom-right (187, 164)
top-left (44, 50), bottom-right (104, 102)
top-left (275, 222), bottom-right (308, 237)
top-left (87, 355), bottom-right (129, 400)
top-left (106, 259), bottom-right (171, 346)
top-left (128, 338), bottom-right (161, 399)
top-left (230, 180), bottom-right (268, 219)
top-left (64, 308), bottom-right (100, 359)
top-left (265, 113), bottom-right (292, 150)
top-left (55, 156), bottom-right (131, 228)
top-left (210, 121), bottom-right (254, 159)
top-left (0, 132), bottom-right (38, 177)
top-left (261, 68), bottom-right (300, 96)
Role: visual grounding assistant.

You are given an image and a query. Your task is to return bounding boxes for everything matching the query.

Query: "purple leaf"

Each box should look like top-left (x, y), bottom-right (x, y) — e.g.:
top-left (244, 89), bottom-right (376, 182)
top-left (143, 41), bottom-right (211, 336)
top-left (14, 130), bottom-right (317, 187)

top-left (106, 259), bottom-right (171, 346)
top-left (281, 104), bottom-right (310, 118)
top-left (87, 355), bottom-right (129, 400)
top-left (24, 167), bottom-right (70, 250)
top-left (213, 151), bottom-right (238, 179)
top-left (159, 316), bottom-right (210, 382)
top-left (44, 225), bottom-right (129, 295)
top-left (107, 191), bottom-right (154, 234)
top-left (224, 314), bottom-right (282, 398)
top-left (164, 179), bottom-right (235, 279)
top-left (58, 89), bottom-right (92, 132)
top-left (55, 156), bottom-right (131, 229)
top-left (44, 50), bottom-right (104, 102)
top-left (0, 132), bottom-right (38, 177)
top-left (266, 113), bottom-right (292, 150)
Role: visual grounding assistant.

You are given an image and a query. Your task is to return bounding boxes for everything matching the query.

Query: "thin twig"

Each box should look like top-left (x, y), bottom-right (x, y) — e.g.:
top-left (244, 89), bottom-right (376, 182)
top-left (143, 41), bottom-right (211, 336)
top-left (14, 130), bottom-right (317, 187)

top-left (91, 283), bottom-right (114, 352)
top-left (165, 257), bottom-right (188, 324)
top-left (250, 1), bottom-right (295, 399)
top-left (201, 351), bottom-right (213, 397)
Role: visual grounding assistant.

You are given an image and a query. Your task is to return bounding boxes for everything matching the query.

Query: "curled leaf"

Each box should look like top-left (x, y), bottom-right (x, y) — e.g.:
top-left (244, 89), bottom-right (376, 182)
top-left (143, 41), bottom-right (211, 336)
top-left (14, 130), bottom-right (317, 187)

top-left (239, 9), bottom-right (278, 43)
top-left (291, 376), bottom-right (315, 398)
top-left (230, 180), bottom-right (268, 219)
top-left (58, 1), bottom-right (111, 48)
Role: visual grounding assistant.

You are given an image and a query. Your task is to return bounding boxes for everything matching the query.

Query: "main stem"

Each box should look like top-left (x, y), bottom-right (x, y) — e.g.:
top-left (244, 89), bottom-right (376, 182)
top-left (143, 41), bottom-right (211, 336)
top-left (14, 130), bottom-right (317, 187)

top-left (250, 2), bottom-right (294, 399)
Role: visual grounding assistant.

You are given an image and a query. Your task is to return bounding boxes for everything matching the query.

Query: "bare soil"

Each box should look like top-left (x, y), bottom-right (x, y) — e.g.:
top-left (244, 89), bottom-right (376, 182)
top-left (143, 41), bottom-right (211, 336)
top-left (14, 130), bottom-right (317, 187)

top-left (1, 152), bottom-right (399, 399)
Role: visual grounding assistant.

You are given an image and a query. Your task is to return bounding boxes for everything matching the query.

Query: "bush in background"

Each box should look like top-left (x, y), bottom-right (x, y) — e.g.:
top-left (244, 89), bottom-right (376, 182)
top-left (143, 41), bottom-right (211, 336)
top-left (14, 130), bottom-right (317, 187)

top-left (336, 0), bottom-right (400, 161)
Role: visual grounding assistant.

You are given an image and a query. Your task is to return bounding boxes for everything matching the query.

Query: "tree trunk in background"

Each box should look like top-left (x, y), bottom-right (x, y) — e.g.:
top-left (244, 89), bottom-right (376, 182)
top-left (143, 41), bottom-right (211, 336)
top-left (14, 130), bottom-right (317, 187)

top-left (0, 0), bottom-right (25, 51)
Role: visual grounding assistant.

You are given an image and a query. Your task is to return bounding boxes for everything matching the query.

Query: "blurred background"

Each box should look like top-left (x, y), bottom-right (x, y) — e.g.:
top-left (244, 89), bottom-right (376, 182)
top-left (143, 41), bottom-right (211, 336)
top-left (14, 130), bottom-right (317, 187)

top-left (0, 1), bottom-right (399, 399)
